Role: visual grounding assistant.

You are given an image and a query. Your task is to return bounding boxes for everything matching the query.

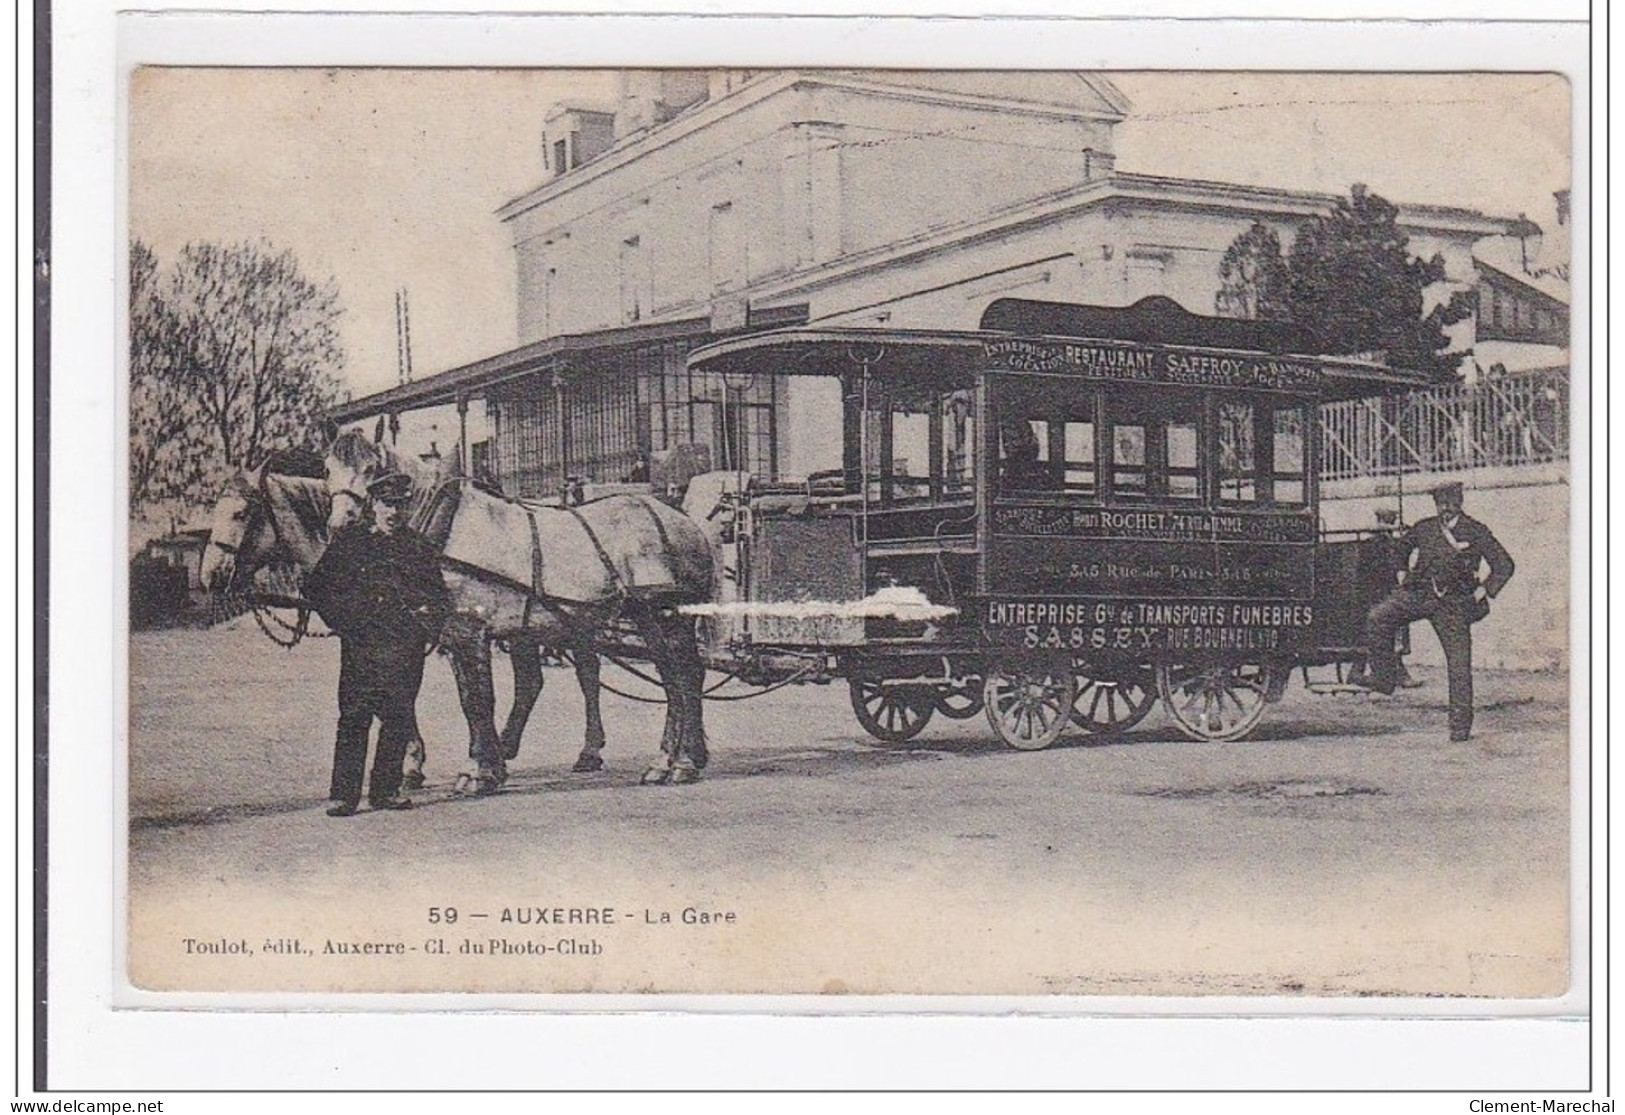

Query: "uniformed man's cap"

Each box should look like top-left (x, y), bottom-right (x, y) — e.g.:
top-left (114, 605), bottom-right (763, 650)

top-left (367, 472), bottom-right (414, 505)
top-left (1430, 481), bottom-right (1464, 502)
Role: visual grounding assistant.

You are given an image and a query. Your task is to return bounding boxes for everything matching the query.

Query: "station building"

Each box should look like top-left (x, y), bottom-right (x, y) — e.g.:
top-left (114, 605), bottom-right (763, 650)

top-left (331, 70), bottom-right (1531, 500)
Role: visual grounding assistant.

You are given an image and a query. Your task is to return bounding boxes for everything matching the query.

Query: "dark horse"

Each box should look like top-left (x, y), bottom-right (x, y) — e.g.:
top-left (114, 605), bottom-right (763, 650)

top-left (322, 431), bottom-right (714, 788)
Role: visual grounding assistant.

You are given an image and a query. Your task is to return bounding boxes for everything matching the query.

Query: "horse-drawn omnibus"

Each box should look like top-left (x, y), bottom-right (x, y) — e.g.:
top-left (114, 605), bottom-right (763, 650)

top-left (207, 295), bottom-right (1434, 783)
top-left (677, 296), bottom-right (1431, 749)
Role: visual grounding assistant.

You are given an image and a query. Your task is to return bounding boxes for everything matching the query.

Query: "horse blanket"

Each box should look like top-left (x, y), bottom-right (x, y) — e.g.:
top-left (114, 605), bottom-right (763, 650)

top-left (417, 483), bottom-right (711, 606)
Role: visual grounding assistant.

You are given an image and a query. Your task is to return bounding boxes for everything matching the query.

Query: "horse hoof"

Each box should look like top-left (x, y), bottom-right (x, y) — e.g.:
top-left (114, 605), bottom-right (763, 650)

top-left (572, 754), bottom-right (605, 773)
top-left (453, 771), bottom-right (504, 796)
top-left (401, 771), bottom-right (426, 791)
top-left (640, 767), bottom-right (672, 786)
top-left (670, 765), bottom-right (701, 785)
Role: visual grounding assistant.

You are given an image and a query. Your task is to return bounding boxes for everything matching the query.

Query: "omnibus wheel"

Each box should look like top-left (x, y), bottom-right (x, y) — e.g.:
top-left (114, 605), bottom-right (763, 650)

top-left (1156, 661), bottom-right (1273, 742)
top-left (935, 680), bottom-right (985, 720)
top-left (1071, 666), bottom-right (1157, 734)
top-left (849, 678), bottom-right (935, 744)
top-left (983, 667), bottom-right (1076, 751)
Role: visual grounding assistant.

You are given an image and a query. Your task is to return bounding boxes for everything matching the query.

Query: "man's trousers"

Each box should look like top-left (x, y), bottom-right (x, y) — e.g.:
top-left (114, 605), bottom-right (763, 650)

top-left (1365, 586), bottom-right (1476, 739)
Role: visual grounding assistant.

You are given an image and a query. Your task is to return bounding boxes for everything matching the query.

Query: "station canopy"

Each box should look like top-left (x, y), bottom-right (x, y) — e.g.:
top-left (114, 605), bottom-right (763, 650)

top-left (329, 316), bottom-right (711, 424)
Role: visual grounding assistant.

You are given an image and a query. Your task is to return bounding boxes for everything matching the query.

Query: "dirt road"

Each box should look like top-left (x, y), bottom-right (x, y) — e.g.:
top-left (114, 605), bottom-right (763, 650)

top-left (126, 622), bottom-right (1573, 999)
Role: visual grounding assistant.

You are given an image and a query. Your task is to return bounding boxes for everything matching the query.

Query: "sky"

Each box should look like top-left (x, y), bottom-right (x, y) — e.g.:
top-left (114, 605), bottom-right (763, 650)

top-left (128, 69), bottom-right (1571, 401)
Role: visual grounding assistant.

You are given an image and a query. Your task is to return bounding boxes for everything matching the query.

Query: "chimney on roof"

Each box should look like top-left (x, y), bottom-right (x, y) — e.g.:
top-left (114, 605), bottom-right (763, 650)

top-left (543, 103), bottom-right (616, 179)
top-left (614, 71), bottom-right (711, 140)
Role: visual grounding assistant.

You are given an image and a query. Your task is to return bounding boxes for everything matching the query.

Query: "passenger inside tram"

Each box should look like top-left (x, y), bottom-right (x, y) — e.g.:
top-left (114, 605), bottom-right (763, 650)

top-left (999, 419), bottom-right (1058, 493)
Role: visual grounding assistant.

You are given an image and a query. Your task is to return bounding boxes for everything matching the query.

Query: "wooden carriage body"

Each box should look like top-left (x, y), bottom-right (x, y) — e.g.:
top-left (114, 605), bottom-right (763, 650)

top-left (683, 297), bottom-right (1431, 746)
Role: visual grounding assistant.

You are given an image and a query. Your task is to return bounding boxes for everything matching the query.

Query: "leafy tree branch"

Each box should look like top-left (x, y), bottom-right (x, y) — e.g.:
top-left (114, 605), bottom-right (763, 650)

top-left (128, 239), bottom-right (344, 520)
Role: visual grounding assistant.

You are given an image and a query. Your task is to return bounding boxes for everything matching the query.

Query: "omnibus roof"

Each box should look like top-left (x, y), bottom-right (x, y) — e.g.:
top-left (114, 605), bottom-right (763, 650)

top-left (688, 297), bottom-right (1437, 401)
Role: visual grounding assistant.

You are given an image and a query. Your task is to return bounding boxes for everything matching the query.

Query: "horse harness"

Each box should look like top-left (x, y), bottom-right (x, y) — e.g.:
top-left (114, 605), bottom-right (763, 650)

top-left (517, 496), bottom-right (675, 630)
top-left (518, 501), bottom-right (622, 629)
top-left (329, 481), bottom-right (367, 521)
top-left (211, 470), bottom-right (334, 648)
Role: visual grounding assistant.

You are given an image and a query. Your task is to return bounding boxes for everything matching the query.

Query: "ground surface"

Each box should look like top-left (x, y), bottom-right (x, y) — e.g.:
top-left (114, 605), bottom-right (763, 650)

top-left (126, 620), bottom-right (1574, 999)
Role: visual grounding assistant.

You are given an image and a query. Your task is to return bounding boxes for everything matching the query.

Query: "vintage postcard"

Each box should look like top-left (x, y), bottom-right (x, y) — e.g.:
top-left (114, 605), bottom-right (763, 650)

top-left (120, 61), bottom-right (1580, 1010)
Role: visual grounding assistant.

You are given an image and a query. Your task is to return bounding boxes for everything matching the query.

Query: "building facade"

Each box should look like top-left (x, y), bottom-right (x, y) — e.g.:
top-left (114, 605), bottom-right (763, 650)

top-left (334, 70), bottom-right (1525, 501)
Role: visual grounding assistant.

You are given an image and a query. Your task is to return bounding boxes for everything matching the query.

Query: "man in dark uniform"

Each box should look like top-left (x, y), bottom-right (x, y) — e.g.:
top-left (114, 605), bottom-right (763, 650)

top-left (305, 472), bottom-right (450, 816)
top-left (1361, 482), bottom-right (1515, 741)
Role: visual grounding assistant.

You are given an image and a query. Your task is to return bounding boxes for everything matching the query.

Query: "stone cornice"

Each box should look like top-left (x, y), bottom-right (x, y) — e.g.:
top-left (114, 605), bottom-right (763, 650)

top-left (739, 174), bottom-right (1517, 310)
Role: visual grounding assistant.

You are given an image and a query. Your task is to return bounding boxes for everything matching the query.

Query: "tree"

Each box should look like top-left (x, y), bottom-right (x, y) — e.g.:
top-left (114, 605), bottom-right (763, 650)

top-left (129, 240), bottom-right (211, 516)
top-left (1214, 221), bottom-right (1290, 322)
top-left (1284, 185), bottom-right (1474, 380)
top-left (129, 240), bottom-right (345, 519)
top-left (1213, 186), bottom-right (1475, 381)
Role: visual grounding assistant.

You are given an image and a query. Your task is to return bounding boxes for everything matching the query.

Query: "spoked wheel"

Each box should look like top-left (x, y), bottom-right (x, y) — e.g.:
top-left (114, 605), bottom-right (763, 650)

top-left (849, 678), bottom-right (935, 745)
top-left (1156, 661), bottom-right (1274, 742)
top-left (1071, 666), bottom-right (1157, 734)
top-left (935, 680), bottom-right (985, 720)
top-left (983, 667), bottom-right (1077, 751)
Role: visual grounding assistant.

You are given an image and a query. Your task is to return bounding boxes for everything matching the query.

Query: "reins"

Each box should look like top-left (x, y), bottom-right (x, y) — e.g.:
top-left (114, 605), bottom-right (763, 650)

top-left (240, 470), bottom-right (331, 649)
top-left (549, 647), bottom-right (820, 706)
top-left (250, 600), bottom-right (318, 648)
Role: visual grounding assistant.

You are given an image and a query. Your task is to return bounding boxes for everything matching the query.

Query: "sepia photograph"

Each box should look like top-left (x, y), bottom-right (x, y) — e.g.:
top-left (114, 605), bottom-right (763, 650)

top-left (117, 60), bottom-right (1581, 1006)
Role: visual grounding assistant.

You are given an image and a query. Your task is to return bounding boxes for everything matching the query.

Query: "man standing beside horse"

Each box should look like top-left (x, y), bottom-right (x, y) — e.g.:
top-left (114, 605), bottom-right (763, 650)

top-left (304, 472), bottom-right (451, 816)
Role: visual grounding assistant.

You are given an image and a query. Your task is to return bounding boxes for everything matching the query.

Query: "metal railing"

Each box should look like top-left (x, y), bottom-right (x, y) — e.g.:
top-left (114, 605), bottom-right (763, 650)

top-left (1320, 366), bottom-right (1569, 481)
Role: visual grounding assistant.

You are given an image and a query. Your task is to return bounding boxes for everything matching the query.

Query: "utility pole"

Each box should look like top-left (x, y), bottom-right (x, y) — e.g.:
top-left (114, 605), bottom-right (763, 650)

top-left (395, 288), bottom-right (414, 385)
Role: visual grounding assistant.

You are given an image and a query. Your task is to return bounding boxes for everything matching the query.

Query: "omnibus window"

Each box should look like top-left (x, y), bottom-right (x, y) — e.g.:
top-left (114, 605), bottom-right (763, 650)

top-left (1030, 420), bottom-right (1051, 462)
top-left (1168, 417), bottom-right (1200, 498)
top-left (941, 389), bottom-right (975, 498)
top-left (1218, 401), bottom-right (1257, 503)
top-left (867, 380), bottom-right (978, 505)
top-left (999, 419), bottom-right (1056, 493)
top-left (1107, 393), bottom-right (1202, 501)
top-left (1063, 420), bottom-right (1096, 492)
top-left (1113, 422), bottom-right (1147, 495)
top-left (995, 376), bottom-right (1101, 495)
top-left (891, 400), bottom-right (931, 501)
top-left (1271, 404), bottom-right (1307, 505)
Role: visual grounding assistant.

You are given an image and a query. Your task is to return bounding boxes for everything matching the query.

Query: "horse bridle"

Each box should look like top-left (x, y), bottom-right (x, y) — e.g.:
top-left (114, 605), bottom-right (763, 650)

top-left (206, 471), bottom-right (285, 577)
top-left (330, 480), bottom-right (369, 517)
top-left (211, 470), bottom-right (331, 646)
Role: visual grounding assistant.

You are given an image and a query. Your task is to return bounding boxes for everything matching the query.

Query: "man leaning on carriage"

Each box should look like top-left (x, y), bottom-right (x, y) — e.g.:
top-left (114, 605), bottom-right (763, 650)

top-left (1357, 481), bottom-right (1516, 743)
top-left (304, 471), bottom-right (451, 817)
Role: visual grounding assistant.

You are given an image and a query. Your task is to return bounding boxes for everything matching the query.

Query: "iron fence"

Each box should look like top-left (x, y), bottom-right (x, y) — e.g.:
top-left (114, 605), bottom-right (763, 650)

top-left (1320, 366), bottom-right (1569, 481)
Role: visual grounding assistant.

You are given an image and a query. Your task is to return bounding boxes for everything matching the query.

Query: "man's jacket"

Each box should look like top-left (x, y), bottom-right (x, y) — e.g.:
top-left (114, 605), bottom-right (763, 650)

top-left (1402, 512), bottom-right (1515, 621)
top-left (306, 526), bottom-right (451, 645)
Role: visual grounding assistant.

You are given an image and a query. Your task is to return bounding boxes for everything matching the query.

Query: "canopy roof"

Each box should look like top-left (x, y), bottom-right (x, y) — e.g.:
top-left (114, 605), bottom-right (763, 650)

top-left (328, 316), bottom-right (711, 423)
